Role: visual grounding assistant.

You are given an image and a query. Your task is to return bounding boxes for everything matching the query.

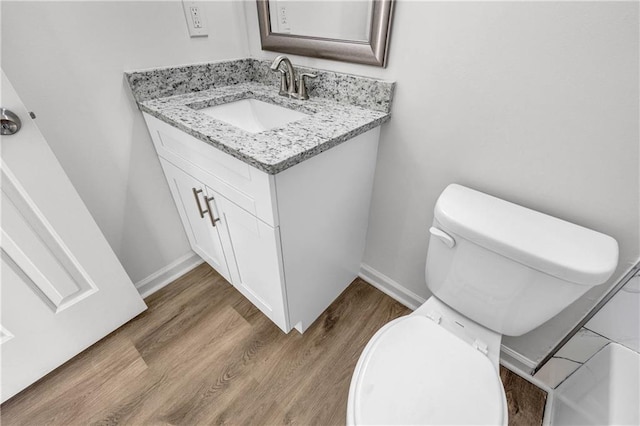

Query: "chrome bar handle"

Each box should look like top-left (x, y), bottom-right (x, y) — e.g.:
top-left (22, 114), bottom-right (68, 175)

top-left (192, 188), bottom-right (208, 218)
top-left (204, 196), bottom-right (221, 227)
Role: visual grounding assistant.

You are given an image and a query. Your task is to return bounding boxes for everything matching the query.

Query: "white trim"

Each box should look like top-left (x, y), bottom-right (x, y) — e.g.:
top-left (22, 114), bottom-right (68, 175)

top-left (0, 326), bottom-right (15, 345)
top-left (500, 343), bottom-right (538, 371)
top-left (358, 263), bottom-right (426, 310)
top-left (543, 392), bottom-right (554, 426)
top-left (135, 252), bottom-right (204, 299)
top-left (1, 163), bottom-right (99, 312)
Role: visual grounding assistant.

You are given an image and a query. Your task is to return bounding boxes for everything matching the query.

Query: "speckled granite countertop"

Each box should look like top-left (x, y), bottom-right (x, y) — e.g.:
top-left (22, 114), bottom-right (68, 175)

top-left (128, 59), bottom-right (394, 174)
top-left (140, 82), bottom-right (390, 174)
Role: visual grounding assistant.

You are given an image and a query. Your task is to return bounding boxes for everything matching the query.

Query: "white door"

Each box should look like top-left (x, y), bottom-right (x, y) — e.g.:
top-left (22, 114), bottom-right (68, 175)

top-left (159, 159), bottom-right (231, 282)
top-left (0, 71), bottom-right (147, 403)
top-left (214, 192), bottom-right (289, 332)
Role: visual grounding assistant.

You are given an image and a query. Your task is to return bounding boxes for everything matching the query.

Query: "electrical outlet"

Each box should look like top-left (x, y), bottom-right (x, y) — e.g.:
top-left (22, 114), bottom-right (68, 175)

top-left (182, 1), bottom-right (208, 37)
top-left (190, 7), bottom-right (202, 28)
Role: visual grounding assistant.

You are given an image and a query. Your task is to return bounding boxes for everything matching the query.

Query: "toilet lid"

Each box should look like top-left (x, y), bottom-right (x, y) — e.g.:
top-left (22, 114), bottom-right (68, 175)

top-left (352, 315), bottom-right (505, 425)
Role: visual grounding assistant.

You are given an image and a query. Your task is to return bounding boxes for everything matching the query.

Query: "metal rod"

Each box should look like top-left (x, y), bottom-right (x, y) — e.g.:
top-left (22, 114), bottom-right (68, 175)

top-left (192, 188), bottom-right (208, 218)
top-left (204, 196), bottom-right (221, 227)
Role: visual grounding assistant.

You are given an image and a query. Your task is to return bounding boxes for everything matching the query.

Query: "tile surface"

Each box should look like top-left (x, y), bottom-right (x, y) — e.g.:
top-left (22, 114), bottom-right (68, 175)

top-left (586, 275), bottom-right (640, 353)
top-left (554, 328), bottom-right (610, 363)
top-left (534, 356), bottom-right (582, 388)
top-left (552, 343), bottom-right (639, 426)
top-left (534, 327), bottom-right (610, 388)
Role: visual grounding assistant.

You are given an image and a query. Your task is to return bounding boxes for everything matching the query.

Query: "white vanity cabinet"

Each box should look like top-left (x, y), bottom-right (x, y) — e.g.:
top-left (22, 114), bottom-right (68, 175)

top-left (143, 112), bottom-right (380, 333)
top-left (158, 150), bottom-right (288, 332)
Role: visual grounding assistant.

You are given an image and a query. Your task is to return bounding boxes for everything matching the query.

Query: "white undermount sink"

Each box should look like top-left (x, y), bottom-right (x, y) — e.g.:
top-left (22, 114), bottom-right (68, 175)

top-left (197, 98), bottom-right (309, 134)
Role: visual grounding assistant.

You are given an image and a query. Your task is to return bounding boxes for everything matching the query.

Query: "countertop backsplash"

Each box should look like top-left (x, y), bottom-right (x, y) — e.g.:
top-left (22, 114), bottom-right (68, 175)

top-left (125, 58), bottom-right (394, 113)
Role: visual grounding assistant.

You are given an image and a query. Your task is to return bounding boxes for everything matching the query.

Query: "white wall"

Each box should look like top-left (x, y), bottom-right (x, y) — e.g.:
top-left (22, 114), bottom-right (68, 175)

top-left (246, 0), bottom-right (639, 366)
top-left (1, 1), bottom-right (250, 285)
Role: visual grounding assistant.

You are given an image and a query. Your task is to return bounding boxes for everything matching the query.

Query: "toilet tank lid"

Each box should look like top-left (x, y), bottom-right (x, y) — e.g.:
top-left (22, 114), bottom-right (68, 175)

top-left (434, 184), bottom-right (619, 286)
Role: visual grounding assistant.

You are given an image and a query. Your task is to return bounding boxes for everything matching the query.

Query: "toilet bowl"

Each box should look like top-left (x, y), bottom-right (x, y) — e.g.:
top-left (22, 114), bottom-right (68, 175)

top-left (348, 298), bottom-right (508, 425)
top-left (347, 184), bottom-right (619, 425)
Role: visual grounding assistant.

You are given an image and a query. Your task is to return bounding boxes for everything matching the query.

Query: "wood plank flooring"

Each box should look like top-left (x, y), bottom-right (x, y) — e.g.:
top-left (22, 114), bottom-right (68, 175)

top-left (1, 263), bottom-right (546, 425)
top-left (500, 366), bottom-right (547, 426)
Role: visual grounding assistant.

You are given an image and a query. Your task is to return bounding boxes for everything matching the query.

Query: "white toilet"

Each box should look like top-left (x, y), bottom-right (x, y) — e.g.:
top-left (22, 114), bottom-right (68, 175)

top-left (347, 184), bottom-right (619, 425)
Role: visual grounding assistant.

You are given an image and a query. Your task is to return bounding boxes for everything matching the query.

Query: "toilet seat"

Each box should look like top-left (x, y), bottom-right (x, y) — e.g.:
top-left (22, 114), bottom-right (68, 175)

top-left (348, 315), bottom-right (506, 425)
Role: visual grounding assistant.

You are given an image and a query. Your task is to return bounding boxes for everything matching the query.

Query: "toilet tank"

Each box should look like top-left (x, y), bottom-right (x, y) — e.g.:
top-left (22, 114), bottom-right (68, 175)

top-left (426, 184), bottom-right (618, 336)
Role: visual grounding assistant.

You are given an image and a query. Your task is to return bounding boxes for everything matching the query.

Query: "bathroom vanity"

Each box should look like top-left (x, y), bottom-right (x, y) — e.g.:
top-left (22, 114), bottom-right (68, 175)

top-left (126, 59), bottom-right (394, 333)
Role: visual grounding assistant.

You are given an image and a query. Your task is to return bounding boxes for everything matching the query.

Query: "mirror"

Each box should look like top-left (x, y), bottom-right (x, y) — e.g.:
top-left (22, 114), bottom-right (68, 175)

top-left (257, 0), bottom-right (395, 67)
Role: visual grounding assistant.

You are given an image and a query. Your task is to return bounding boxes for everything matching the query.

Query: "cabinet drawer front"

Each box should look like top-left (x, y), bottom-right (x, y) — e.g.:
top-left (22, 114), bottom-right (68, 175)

top-left (144, 113), bottom-right (278, 226)
top-left (214, 192), bottom-right (289, 332)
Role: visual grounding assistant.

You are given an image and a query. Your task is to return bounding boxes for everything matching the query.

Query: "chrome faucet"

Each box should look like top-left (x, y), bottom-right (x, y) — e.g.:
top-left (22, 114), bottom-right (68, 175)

top-left (270, 55), bottom-right (297, 97)
top-left (269, 55), bottom-right (316, 100)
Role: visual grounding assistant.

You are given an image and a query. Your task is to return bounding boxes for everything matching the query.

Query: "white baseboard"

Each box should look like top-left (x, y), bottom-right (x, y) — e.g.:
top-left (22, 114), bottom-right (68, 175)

top-left (359, 263), bottom-right (426, 310)
top-left (500, 343), bottom-right (538, 372)
top-left (135, 252), bottom-right (204, 299)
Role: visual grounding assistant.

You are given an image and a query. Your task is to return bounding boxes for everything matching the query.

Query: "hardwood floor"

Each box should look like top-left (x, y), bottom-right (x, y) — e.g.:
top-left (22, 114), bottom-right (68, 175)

top-left (500, 366), bottom-right (547, 426)
top-left (1, 263), bottom-right (546, 425)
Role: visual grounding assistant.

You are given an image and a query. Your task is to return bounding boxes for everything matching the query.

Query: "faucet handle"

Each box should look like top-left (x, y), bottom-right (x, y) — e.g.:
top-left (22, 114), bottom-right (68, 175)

top-left (297, 73), bottom-right (317, 100)
top-left (275, 69), bottom-right (288, 96)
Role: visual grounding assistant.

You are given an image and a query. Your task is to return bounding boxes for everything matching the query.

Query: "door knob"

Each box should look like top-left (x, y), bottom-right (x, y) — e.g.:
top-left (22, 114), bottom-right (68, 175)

top-left (1, 108), bottom-right (21, 136)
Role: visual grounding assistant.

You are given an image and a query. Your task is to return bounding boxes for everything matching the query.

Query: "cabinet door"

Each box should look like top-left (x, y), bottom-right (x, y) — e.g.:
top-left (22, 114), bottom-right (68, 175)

top-left (213, 192), bottom-right (289, 332)
top-left (160, 160), bottom-right (231, 283)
